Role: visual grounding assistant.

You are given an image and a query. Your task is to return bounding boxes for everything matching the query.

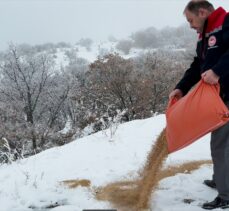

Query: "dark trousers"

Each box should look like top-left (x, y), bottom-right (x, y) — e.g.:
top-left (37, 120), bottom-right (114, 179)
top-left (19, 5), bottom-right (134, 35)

top-left (211, 102), bottom-right (229, 200)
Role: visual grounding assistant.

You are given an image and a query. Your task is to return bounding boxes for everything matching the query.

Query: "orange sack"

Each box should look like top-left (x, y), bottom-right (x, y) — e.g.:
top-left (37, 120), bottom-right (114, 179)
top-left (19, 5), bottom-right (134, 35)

top-left (166, 80), bottom-right (229, 153)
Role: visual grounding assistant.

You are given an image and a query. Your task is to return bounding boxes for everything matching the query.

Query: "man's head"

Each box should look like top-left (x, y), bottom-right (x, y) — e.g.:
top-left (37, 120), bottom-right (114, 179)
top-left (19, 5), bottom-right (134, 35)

top-left (184, 0), bottom-right (214, 33)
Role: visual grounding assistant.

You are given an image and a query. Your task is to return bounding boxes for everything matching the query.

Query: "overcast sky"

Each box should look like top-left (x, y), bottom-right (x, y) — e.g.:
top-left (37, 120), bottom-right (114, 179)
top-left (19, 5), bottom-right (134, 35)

top-left (0, 0), bottom-right (228, 51)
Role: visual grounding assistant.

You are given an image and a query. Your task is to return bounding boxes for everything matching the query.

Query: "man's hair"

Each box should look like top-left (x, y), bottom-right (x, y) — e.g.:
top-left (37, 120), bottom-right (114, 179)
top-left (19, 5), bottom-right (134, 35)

top-left (184, 0), bottom-right (214, 15)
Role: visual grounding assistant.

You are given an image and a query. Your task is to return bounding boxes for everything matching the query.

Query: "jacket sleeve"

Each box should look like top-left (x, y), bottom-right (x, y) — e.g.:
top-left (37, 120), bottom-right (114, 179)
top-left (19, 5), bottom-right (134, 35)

top-left (175, 56), bottom-right (201, 95)
top-left (212, 15), bottom-right (229, 78)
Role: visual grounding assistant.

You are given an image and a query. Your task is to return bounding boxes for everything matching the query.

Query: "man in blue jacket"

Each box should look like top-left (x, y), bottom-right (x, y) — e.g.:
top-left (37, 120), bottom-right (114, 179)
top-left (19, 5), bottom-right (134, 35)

top-left (169, 1), bottom-right (229, 209)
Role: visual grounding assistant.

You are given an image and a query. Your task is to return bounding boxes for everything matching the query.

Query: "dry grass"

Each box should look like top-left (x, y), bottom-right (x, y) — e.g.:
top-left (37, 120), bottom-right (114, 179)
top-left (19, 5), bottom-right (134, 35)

top-left (136, 128), bottom-right (168, 209)
top-left (60, 129), bottom-right (212, 211)
top-left (61, 179), bottom-right (91, 188)
top-left (96, 181), bottom-right (140, 211)
top-left (95, 129), bottom-right (212, 211)
top-left (158, 160), bottom-right (212, 182)
top-left (95, 129), bottom-right (168, 211)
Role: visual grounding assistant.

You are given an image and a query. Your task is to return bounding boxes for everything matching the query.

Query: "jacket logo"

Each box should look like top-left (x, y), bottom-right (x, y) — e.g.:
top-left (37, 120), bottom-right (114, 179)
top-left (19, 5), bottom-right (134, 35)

top-left (208, 35), bottom-right (217, 47)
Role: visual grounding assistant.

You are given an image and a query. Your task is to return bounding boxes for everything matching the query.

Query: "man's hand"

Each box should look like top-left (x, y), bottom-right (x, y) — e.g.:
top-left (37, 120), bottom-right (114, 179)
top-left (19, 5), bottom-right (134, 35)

top-left (169, 89), bottom-right (183, 100)
top-left (201, 69), bottom-right (219, 85)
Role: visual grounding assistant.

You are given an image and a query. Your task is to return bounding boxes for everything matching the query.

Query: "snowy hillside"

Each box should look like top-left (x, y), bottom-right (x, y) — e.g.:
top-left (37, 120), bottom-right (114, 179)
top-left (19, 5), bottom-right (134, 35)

top-left (0, 114), bottom-right (214, 211)
top-left (53, 40), bottom-right (170, 71)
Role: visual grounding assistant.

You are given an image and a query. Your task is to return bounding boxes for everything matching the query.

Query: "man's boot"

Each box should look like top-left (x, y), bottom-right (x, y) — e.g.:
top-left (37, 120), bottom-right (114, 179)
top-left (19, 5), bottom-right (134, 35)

top-left (203, 180), bottom-right (216, 189)
top-left (202, 197), bottom-right (229, 209)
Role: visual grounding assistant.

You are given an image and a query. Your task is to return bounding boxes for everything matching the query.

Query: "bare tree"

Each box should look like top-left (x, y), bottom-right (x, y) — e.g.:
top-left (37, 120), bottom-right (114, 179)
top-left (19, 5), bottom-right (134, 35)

top-left (0, 45), bottom-right (72, 151)
top-left (0, 46), bottom-right (53, 149)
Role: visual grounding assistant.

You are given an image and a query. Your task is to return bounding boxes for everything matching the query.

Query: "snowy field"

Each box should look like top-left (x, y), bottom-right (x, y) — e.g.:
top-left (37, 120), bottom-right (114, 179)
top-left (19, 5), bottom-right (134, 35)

top-left (0, 114), bottom-right (215, 211)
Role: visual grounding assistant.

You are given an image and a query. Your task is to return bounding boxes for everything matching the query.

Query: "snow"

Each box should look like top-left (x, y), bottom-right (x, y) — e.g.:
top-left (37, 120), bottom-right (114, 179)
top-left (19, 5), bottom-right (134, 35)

top-left (152, 165), bottom-right (216, 211)
top-left (58, 119), bottom-right (72, 135)
top-left (53, 41), bottom-right (119, 68)
top-left (0, 114), bottom-right (216, 211)
top-left (52, 41), bottom-right (163, 69)
top-left (53, 49), bottom-right (70, 71)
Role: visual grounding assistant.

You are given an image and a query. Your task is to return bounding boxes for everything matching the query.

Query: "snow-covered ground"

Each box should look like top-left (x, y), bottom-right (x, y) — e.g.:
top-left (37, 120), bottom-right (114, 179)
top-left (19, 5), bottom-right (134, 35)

top-left (53, 41), bottom-right (119, 69)
top-left (0, 114), bottom-right (215, 211)
top-left (52, 40), bottom-right (168, 71)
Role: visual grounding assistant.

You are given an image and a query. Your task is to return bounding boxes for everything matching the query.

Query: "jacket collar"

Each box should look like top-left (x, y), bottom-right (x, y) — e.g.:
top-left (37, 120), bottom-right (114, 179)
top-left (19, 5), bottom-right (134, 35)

top-left (204, 7), bottom-right (227, 34)
top-left (199, 7), bottom-right (227, 39)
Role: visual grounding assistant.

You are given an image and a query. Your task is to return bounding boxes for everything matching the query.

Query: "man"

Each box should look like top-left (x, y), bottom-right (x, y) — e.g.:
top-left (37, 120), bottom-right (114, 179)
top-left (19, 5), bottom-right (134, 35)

top-left (169, 1), bottom-right (229, 209)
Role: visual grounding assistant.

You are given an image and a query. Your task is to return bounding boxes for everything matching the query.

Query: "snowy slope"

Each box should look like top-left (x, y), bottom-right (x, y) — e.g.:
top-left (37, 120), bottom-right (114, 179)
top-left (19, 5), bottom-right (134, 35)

top-left (52, 40), bottom-right (162, 71)
top-left (0, 114), bottom-right (215, 211)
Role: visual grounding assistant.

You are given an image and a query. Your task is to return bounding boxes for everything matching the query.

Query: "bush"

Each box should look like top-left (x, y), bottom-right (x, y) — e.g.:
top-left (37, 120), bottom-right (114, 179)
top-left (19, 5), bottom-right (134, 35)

top-left (116, 39), bottom-right (133, 54)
